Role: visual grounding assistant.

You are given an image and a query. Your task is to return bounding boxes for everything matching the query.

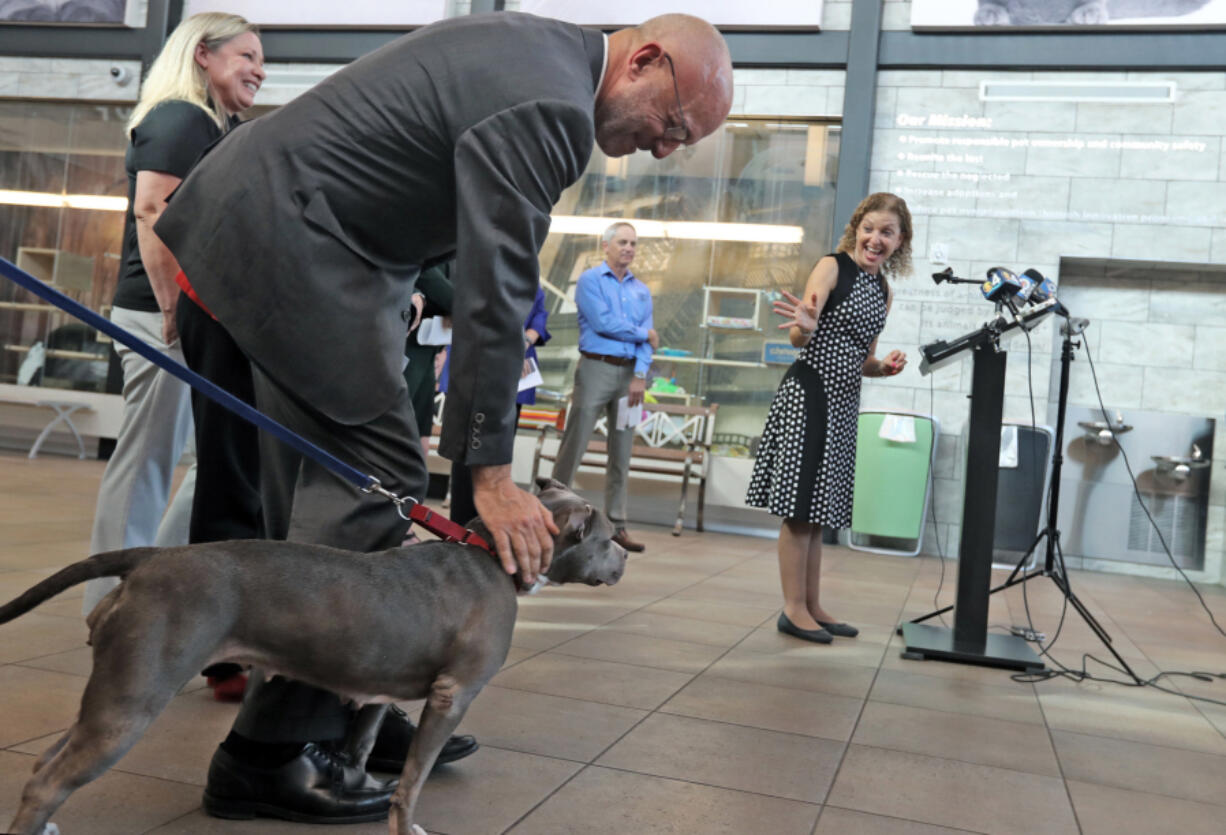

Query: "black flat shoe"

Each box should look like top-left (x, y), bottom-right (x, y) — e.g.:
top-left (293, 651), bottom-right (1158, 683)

top-left (818, 621), bottom-right (859, 638)
top-left (203, 742), bottom-right (394, 823)
top-left (366, 703), bottom-right (479, 772)
top-left (776, 612), bottom-right (833, 644)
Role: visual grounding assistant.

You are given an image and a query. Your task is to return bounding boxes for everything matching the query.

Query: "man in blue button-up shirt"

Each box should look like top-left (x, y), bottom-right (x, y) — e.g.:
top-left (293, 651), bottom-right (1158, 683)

top-left (552, 221), bottom-right (657, 552)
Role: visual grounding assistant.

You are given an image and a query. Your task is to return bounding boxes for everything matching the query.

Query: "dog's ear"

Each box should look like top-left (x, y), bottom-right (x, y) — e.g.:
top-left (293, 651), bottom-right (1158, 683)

top-left (555, 501), bottom-right (594, 537)
top-left (535, 476), bottom-right (568, 494)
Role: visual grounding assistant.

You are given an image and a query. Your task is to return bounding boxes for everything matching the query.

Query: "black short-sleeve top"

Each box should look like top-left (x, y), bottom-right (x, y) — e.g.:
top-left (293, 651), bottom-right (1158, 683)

top-left (112, 100), bottom-right (226, 312)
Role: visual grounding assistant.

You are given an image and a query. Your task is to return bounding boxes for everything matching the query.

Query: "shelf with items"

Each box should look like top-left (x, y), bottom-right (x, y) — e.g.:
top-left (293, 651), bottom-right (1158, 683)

top-left (700, 286), bottom-right (761, 331)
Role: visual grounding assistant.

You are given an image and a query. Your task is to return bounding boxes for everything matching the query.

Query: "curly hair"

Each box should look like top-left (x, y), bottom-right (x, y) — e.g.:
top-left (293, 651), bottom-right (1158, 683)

top-left (835, 192), bottom-right (914, 279)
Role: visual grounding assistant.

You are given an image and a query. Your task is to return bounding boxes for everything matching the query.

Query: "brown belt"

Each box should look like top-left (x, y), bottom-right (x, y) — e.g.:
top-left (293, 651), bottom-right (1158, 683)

top-left (580, 350), bottom-right (634, 367)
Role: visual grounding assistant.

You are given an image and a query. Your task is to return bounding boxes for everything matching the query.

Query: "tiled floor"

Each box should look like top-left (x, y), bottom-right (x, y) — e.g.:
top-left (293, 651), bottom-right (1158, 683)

top-left (2, 452), bottom-right (1226, 834)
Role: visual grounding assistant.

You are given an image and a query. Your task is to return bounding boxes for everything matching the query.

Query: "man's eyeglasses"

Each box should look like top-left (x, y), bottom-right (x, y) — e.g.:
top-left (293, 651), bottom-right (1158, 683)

top-left (662, 54), bottom-right (690, 143)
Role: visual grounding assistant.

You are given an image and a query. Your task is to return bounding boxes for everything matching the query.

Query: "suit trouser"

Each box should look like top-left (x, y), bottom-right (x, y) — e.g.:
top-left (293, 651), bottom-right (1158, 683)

top-left (229, 365), bottom-right (427, 743)
top-left (550, 357), bottom-right (634, 527)
top-left (176, 296), bottom-right (264, 544)
top-left (83, 306), bottom-right (195, 615)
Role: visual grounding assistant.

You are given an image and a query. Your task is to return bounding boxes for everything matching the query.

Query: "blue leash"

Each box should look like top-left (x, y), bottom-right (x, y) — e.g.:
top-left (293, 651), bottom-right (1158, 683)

top-left (0, 257), bottom-right (409, 507)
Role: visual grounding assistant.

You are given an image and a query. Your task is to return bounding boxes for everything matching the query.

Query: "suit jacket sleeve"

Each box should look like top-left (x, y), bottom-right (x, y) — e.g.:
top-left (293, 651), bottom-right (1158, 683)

top-left (416, 262), bottom-right (455, 318)
top-left (441, 100), bottom-right (593, 466)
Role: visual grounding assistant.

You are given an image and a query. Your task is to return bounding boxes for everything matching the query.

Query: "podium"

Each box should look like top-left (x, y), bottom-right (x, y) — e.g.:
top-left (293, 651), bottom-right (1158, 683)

top-left (900, 302), bottom-right (1056, 671)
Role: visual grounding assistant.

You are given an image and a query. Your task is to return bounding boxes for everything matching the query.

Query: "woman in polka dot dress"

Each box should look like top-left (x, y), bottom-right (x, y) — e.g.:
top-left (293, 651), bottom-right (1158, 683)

top-left (746, 192), bottom-right (913, 644)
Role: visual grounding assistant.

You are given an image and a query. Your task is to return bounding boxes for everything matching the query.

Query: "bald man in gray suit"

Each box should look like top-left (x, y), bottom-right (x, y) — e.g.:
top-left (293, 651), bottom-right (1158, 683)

top-left (156, 11), bottom-right (731, 825)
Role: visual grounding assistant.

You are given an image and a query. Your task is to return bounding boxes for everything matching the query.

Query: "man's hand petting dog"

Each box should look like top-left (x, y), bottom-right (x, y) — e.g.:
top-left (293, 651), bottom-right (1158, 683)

top-left (0, 479), bottom-right (624, 835)
top-left (471, 463), bottom-right (558, 583)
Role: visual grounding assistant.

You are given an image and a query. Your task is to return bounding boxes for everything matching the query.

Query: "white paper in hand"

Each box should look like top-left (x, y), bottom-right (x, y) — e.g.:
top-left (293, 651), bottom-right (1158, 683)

top-left (616, 396), bottom-right (645, 430)
top-left (417, 316), bottom-right (452, 346)
top-left (518, 357), bottom-right (544, 392)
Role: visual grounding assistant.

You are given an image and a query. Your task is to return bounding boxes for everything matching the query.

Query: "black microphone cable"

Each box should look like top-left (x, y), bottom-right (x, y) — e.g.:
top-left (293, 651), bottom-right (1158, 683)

top-left (1005, 319), bottom-right (1226, 707)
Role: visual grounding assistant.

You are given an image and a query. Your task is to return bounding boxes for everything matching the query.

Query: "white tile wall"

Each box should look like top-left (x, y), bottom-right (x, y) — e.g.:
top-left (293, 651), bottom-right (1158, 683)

top-left (0, 57), bottom-right (140, 102)
top-left (873, 68), bottom-right (1226, 584)
top-left (732, 68), bottom-right (844, 119)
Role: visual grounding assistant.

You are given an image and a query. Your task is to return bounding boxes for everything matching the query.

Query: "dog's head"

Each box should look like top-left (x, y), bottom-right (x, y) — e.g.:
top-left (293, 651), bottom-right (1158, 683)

top-left (535, 478), bottom-right (626, 586)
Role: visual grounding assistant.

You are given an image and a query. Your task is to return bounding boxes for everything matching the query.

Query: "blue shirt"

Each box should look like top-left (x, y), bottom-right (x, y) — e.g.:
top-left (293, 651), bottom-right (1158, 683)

top-left (575, 262), bottom-right (654, 375)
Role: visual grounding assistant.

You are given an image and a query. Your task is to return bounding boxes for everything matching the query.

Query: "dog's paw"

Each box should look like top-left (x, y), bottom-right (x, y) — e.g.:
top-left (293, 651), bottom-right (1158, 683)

top-left (44, 824), bottom-right (61, 835)
top-left (411, 825), bottom-right (429, 835)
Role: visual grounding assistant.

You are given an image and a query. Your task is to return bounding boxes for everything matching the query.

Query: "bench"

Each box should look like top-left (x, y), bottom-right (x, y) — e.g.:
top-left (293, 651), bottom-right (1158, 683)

top-left (530, 401), bottom-right (719, 536)
top-left (0, 396), bottom-right (93, 459)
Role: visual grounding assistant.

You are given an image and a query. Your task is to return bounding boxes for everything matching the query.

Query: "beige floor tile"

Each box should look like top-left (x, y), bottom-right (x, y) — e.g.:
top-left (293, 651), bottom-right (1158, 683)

top-left (1067, 779), bottom-right (1226, 835)
top-left (704, 646), bottom-right (878, 700)
top-left (491, 652), bottom-right (691, 710)
top-left (0, 568), bottom-right (83, 603)
top-left (451, 684), bottom-right (646, 762)
top-left (596, 712), bottom-right (843, 803)
top-left (510, 619), bottom-right (593, 651)
top-left (0, 749), bottom-right (202, 835)
top-left (0, 611), bottom-right (87, 664)
top-left (13, 687), bottom-right (239, 786)
top-left (601, 609), bottom-right (755, 648)
top-left (15, 645), bottom-right (94, 677)
top-left (870, 668), bottom-right (1045, 725)
top-left (1037, 682), bottom-right (1226, 755)
top-left (552, 629), bottom-right (727, 674)
top-left (660, 675), bottom-right (863, 741)
top-left (507, 766), bottom-right (819, 834)
top-left (639, 596), bottom-right (777, 628)
top-left (411, 746), bottom-right (584, 835)
top-left (1052, 729), bottom-right (1226, 806)
top-left (500, 645), bottom-right (539, 670)
top-left (815, 807), bottom-right (981, 834)
top-left (853, 701), bottom-right (1061, 776)
top-left (672, 578), bottom-right (784, 610)
top-left (827, 745), bottom-right (1078, 834)
top-left (0, 665), bottom-right (85, 747)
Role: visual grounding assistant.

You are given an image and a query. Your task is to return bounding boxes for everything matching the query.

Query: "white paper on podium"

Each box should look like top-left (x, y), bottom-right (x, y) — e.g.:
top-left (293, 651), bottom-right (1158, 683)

top-left (518, 357), bottom-right (544, 392)
top-left (999, 424), bottom-right (1019, 468)
top-left (616, 396), bottom-right (645, 430)
top-left (878, 413), bottom-right (916, 443)
top-left (416, 317), bottom-right (452, 345)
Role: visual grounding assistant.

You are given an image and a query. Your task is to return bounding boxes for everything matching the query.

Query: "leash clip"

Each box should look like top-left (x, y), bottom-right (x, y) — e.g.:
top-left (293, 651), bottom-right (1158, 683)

top-left (362, 477), bottom-right (419, 521)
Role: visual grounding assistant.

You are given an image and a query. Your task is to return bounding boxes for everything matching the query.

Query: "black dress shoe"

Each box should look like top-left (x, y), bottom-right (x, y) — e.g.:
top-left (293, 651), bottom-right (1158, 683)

top-left (776, 612), bottom-right (833, 644)
top-left (203, 742), bottom-right (394, 823)
top-left (366, 703), bottom-right (479, 772)
top-left (818, 620), bottom-right (859, 638)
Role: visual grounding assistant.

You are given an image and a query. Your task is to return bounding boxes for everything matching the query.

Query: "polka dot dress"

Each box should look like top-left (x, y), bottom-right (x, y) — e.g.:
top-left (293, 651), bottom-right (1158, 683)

top-left (746, 252), bottom-right (889, 526)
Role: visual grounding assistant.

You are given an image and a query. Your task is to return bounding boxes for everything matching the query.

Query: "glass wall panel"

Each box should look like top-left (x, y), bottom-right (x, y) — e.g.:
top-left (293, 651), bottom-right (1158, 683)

top-left (0, 102), bottom-right (128, 392)
top-left (536, 118), bottom-right (840, 454)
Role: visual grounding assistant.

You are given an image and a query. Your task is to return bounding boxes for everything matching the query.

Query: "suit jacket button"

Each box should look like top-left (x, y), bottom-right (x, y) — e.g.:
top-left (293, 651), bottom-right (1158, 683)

top-left (474, 412), bottom-right (485, 423)
top-left (471, 439), bottom-right (482, 449)
top-left (400, 309), bottom-right (412, 322)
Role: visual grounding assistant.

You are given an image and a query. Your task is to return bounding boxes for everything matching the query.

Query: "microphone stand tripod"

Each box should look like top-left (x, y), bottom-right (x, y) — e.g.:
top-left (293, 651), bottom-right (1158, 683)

top-left (907, 314), bottom-right (1143, 683)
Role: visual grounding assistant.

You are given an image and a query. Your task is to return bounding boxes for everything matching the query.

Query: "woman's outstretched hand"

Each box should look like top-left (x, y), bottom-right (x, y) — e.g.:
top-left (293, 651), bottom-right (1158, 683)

top-left (773, 291), bottom-right (819, 333)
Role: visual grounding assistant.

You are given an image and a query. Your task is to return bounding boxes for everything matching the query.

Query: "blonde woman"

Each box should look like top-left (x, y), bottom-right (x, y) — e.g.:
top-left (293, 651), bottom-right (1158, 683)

top-left (747, 192), bottom-right (912, 643)
top-left (84, 13), bottom-right (263, 646)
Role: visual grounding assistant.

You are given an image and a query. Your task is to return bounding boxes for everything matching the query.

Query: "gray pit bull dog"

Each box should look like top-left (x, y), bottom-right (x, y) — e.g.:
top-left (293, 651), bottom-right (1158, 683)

top-left (0, 478), bottom-right (626, 835)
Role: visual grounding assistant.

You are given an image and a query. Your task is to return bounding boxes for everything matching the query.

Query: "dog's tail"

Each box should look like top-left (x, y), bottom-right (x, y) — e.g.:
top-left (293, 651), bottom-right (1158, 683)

top-left (0, 548), bottom-right (157, 624)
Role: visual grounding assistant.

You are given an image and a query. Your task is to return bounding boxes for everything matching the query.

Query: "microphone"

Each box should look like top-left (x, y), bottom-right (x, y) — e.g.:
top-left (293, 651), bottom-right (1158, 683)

top-left (1025, 269), bottom-right (1069, 316)
top-left (981, 266), bottom-right (1022, 305)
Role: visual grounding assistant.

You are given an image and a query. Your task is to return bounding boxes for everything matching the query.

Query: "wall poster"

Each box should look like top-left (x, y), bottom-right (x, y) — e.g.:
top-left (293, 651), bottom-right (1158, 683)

top-left (0, 0), bottom-right (138, 24)
top-left (912, 0), bottom-right (1226, 30)
top-left (514, 0), bottom-right (824, 28)
top-left (181, 0), bottom-right (449, 27)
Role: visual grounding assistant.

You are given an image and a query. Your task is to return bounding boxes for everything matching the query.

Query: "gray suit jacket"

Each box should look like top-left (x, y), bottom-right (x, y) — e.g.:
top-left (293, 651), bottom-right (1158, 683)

top-left (156, 13), bottom-right (604, 466)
